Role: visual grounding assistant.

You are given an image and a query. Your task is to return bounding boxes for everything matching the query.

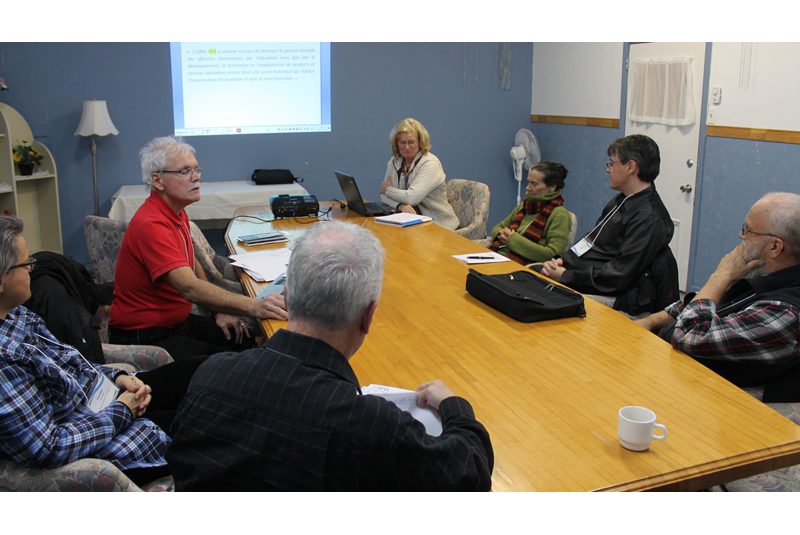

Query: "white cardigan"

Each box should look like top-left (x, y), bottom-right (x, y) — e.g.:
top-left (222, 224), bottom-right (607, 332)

top-left (380, 152), bottom-right (459, 231)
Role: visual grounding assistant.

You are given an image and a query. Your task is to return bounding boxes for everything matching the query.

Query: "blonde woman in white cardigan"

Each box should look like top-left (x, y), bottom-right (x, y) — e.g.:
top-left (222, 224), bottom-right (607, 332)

top-left (380, 118), bottom-right (459, 231)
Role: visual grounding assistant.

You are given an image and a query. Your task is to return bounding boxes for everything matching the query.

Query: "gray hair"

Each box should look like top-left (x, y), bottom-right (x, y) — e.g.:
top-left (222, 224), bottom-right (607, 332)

top-left (286, 220), bottom-right (385, 330)
top-left (139, 136), bottom-right (195, 190)
top-left (0, 215), bottom-right (24, 279)
top-left (761, 192), bottom-right (800, 259)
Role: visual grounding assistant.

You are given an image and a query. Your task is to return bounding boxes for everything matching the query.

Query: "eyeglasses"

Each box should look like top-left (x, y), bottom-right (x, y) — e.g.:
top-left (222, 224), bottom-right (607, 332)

top-left (160, 167), bottom-right (202, 177)
top-left (397, 140), bottom-right (418, 147)
top-left (9, 257), bottom-right (36, 271)
top-left (606, 159), bottom-right (623, 169)
top-left (741, 224), bottom-right (781, 240)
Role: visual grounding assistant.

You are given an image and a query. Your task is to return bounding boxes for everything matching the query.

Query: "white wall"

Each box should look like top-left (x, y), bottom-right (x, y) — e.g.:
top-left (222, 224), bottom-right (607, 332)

top-left (531, 43), bottom-right (623, 119)
top-left (708, 42), bottom-right (800, 130)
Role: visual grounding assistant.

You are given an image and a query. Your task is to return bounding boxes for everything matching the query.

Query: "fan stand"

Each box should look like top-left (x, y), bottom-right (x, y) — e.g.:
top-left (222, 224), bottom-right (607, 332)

top-left (510, 128), bottom-right (541, 207)
top-left (514, 158), bottom-right (524, 204)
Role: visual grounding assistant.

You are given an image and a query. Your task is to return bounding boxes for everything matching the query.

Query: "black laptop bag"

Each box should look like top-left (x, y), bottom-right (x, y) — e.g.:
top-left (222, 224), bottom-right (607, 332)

top-left (466, 269), bottom-right (586, 323)
top-left (251, 169), bottom-right (303, 185)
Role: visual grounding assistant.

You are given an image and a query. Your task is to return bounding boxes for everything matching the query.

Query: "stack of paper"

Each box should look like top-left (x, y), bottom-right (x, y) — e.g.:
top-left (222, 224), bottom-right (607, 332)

top-left (362, 384), bottom-right (442, 436)
top-left (373, 213), bottom-right (433, 227)
top-left (229, 248), bottom-right (292, 282)
top-left (451, 252), bottom-right (510, 264)
top-left (237, 231), bottom-right (289, 246)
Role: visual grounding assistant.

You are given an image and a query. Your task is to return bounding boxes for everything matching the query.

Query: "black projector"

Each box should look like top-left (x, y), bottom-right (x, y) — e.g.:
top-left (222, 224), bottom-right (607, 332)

top-left (270, 194), bottom-right (319, 218)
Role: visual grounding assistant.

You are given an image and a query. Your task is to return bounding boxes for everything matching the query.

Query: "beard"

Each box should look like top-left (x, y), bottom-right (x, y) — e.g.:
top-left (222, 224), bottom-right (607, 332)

top-left (742, 240), bottom-right (768, 279)
top-left (744, 265), bottom-right (767, 279)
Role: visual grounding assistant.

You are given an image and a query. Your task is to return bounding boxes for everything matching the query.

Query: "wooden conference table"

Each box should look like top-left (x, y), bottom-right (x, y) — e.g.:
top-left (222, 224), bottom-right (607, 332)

top-left (226, 202), bottom-right (800, 492)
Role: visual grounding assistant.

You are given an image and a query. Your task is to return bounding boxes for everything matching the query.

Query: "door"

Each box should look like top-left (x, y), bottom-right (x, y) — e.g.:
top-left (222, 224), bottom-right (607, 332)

top-left (625, 42), bottom-right (706, 292)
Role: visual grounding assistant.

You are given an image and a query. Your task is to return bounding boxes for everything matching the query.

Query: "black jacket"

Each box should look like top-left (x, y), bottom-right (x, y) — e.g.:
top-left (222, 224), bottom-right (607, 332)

top-left (167, 329), bottom-right (494, 491)
top-left (560, 184), bottom-right (674, 296)
top-left (22, 252), bottom-right (113, 364)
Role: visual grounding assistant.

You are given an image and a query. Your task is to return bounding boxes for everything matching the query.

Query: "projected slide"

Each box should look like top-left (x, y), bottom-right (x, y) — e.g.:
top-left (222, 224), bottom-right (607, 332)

top-left (170, 42), bottom-right (331, 136)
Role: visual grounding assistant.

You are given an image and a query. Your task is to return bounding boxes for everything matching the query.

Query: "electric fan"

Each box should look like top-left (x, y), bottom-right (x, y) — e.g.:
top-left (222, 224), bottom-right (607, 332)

top-left (510, 128), bottom-right (541, 204)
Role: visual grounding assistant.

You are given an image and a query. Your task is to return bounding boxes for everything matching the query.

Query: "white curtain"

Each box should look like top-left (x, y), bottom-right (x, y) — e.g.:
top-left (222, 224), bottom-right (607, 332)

top-left (629, 57), bottom-right (696, 126)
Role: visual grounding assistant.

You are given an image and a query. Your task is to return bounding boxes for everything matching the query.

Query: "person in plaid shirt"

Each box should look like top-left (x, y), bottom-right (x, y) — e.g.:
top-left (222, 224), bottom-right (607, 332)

top-left (0, 215), bottom-right (204, 486)
top-left (636, 193), bottom-right (800, 401)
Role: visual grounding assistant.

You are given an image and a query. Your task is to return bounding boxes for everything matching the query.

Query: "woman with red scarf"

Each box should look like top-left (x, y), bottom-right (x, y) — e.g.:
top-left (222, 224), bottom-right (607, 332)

top-left (489, 162), bottom-right (571, 265)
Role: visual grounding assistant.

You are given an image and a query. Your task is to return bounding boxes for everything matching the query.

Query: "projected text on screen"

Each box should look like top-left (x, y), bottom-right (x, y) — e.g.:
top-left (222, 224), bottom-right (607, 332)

top-left (171, 42), bottom-right (331, 137)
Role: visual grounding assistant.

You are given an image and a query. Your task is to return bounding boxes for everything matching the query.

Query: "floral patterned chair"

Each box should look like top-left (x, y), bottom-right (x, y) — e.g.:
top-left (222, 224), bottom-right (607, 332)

top-left (707, 386), bottom-right (800, 491)
top-left (83, 215), bottom-right (128, 284)
top-left (189, 221), bottom-right (258, 333)
top-left (445, 179), bottom-right (490, 242)
top-left (102, 340), bottom-right (173, 371)
top-left (0, 458), bottom-right (174, 492)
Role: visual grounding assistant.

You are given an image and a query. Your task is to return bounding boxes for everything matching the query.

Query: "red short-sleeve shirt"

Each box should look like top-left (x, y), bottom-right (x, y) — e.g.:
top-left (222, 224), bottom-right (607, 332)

top-left (109, 192), bottom-right (195, 330)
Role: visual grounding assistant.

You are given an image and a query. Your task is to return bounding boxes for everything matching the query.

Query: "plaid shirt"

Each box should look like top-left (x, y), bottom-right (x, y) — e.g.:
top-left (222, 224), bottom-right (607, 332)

top-left (0, 306), bottom-right (168, 470)
top-left (666, 297), bottom-right (800, 366)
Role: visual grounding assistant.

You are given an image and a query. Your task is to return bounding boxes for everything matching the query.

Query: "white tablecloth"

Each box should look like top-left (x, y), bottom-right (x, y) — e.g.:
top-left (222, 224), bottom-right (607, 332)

top-left (108, 181), bottom-right (308, 222)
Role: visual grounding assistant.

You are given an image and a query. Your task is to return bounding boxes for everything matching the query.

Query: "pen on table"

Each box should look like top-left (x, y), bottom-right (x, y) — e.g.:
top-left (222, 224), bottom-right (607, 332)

top-left (467, 255), bottom-right (494, 260)
top-left (360, 218), bottom-right (368, 227)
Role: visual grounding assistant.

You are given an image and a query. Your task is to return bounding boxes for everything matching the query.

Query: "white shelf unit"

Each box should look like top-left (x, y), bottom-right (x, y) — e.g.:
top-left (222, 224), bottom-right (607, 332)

top-left (0, 102), bottom-right (63, 254)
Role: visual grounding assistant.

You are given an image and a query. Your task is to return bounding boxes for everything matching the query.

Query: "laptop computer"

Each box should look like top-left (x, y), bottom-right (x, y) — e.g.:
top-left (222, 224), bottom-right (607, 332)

top-left (335, 170), bottom-right (397, 217)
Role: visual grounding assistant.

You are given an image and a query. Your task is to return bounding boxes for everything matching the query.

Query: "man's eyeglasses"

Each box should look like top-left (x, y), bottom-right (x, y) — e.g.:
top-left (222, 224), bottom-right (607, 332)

top-left (160, 167), bottom-right (202, 178)
top-left (606, 159), bottom-right (623, 169)
top-left (9, 257), bottom-right (36, 271)
top-left (741, 224), bottom-right (781, 240)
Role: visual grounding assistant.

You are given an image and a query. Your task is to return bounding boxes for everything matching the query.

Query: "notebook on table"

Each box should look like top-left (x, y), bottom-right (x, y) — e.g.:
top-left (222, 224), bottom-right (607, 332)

top-left (334, 170), bottom-right (396, 217)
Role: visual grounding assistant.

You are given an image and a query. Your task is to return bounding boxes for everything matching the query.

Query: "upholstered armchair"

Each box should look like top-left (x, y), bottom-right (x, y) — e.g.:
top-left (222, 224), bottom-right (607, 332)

top-left (83, 215), bottom-right (129, 284)
top-left (189, 221), bottom-right (243, 294)
top-left (188, 221), bottom-right (258, 332)
top-left (0, 457), bottom-right (173, 492)
top-left (445, 179), bottom-right (490, 242)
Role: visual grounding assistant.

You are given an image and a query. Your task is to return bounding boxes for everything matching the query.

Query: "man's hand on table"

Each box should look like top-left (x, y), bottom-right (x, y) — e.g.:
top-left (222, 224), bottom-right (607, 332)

top-left (254, 292), bottom-right (288, 320)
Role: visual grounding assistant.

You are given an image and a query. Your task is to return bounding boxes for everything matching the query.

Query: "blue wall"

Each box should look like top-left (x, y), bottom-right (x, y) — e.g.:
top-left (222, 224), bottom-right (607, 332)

top-left (528, 122), bottom-right (623, 239)
top-left (690, 136), bottom-right (800, 288)
top-left (0, 42), bottom-right (533, 263)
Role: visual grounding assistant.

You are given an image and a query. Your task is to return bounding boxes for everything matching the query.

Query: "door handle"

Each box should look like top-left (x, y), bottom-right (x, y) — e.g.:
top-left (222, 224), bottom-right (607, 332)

top-left (680, 184), bottom-right (693, 193)
top-left (686, 159), bottom-right (694, 168)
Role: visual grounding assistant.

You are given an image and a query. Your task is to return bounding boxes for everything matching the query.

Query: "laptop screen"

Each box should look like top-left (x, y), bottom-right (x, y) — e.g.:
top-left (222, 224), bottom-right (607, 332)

top-left (334, 171), bottom-right (366, 208)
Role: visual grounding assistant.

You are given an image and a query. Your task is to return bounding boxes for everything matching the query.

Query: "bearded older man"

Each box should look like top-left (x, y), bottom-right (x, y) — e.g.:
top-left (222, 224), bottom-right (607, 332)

top-left (636, 192), bottom-right (800, 401)
top-left (109, 136), bottom-right (286, 360)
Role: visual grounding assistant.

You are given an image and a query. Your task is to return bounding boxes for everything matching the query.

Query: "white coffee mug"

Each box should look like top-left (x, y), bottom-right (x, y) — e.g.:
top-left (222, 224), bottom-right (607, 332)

top-left (618, 406), bottom-right (667, 451)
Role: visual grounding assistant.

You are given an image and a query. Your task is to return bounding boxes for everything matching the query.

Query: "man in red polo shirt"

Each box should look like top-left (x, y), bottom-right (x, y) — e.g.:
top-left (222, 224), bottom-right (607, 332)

top-left (109, 136), bottom-right (286, 360)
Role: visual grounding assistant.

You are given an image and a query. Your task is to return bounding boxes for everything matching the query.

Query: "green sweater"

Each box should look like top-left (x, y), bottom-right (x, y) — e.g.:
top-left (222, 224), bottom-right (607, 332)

top-left (491, 192), bottom-right (572, 264)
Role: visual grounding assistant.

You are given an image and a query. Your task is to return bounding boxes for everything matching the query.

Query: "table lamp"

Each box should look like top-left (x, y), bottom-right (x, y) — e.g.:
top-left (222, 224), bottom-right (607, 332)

top-left (75, 99), bottom-right (119, 216)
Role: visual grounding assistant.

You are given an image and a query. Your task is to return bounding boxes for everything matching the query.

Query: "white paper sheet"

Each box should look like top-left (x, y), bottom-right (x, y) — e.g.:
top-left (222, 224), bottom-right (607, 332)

top-left (362, 384), bottom-right (443, 436)
top-left (451, 252), bottom-right (510, 264)
top-left (229, 248), bottom-right (292, 282)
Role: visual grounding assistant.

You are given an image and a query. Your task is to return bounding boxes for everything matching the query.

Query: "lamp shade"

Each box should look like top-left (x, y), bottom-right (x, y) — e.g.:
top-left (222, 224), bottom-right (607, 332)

top-left (74, 99), bottom-right (119, 137)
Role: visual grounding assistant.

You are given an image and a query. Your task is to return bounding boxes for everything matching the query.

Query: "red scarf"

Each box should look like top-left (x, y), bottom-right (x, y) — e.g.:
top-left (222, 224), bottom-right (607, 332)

top-left (490, 194), bottom-right (564, 264)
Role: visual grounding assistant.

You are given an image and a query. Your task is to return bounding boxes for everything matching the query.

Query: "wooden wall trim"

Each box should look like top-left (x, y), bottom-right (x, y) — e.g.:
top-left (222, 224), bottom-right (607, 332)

top-left (706, 125), bottom-right (800, 145)
top-left (530, 115), bottom-right (619, 128)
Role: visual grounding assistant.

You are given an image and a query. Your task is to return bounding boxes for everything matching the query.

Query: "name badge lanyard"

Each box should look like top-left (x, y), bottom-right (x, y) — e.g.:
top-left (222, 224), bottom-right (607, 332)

top-left (24, 334), bottom-right (121, 413)
top-left (570, 194), bottom-right (633, 257)
top-left (395, 156), bottom-right (420, 190)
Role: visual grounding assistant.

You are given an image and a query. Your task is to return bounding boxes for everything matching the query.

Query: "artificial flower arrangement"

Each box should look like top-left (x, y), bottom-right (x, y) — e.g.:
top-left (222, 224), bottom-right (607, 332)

top-left (12, 140), bottom-right (44, 168)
